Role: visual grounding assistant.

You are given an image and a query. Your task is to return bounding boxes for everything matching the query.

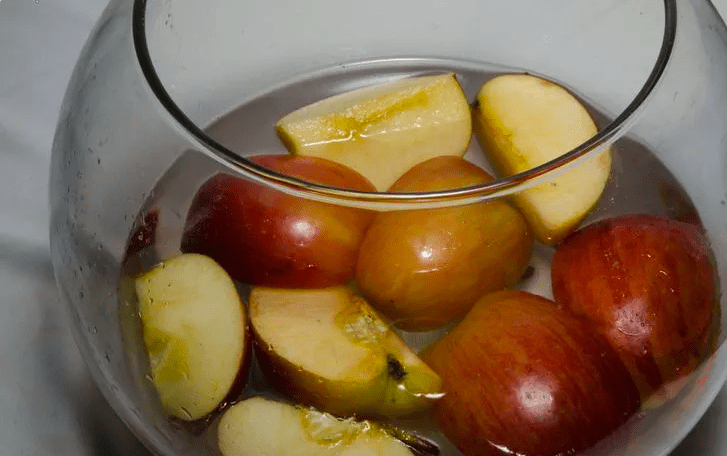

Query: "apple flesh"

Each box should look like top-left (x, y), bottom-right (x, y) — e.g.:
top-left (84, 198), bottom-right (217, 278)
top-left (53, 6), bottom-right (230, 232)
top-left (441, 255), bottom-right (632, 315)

top-left (248, 286), bottom-right (443, 418)
top-left (181, 154), bottom-right (375, 288)
top-left (551, 214), bottom-right (719, 403)
top-left (355, 156), bottom-right (533, 331)
top-left (134, 253), bottom-right (249, 421)
top-left (473, 73), bottom-right (612, 245)
top-left (276, 73), bottom-right (472, 191)
top-left (421, 289), bottom-right (640, 456)
top-left (217, 396), bottom-right (417, 456)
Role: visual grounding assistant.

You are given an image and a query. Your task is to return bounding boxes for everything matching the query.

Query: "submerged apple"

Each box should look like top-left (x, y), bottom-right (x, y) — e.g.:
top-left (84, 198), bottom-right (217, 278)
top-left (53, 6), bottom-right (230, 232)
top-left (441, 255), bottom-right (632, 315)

top-left (473, 73), bottom-right (612, 245)
top-left (551, 214), bottom-right (719, 403)
top-left (248, 286), bottom-right (443, 418)
top-left (355, 156), bottom-right (533, 331)
top-left (217, 396), bottom-right (418, 456)
top-left (134, 253), bottom-right (249, 421)
top-left (181, 154), bottom-right (375, 288)
top-left (422, 289), bottom-right (640, 456)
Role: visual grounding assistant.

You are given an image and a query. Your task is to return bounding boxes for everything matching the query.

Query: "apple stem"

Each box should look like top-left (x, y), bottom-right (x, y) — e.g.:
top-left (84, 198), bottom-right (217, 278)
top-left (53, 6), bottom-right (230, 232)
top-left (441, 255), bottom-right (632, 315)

top-left (379, 423), bottom-right (440, 456)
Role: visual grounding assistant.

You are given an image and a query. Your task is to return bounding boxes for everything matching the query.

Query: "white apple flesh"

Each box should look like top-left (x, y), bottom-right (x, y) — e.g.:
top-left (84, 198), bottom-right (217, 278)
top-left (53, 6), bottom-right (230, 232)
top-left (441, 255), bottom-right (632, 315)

top-left (248, 286), bottom-right (443, 418)
top-left (217, 396), bottom-right (416, 456)
top-left (276, 73), bottom-right (472, 191)
top-left (134, 253), bottom-right (248, 421)
top-left (473, 73), bottom-right (612, 245)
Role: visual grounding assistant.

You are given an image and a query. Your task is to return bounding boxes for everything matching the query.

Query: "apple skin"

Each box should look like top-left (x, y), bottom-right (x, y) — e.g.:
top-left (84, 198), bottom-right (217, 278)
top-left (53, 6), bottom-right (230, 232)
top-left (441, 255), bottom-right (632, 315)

top-left (248, 286), bottom-right (443, 419)
top-left (181, 155), bottom-right (375, 288)
top-left (551, 214), bottom-right (719, 402)
top-left (421, 289), bottom-right (640, 456)
top-left (355, 156), bottom-right (533, 331)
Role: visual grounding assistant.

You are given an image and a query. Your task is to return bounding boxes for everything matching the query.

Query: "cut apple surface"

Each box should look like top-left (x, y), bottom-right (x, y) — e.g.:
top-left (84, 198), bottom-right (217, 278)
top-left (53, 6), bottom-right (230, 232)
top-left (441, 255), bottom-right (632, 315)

top-left (134, 253), bottom-right (248, 421)
top-left (248, 286), bottom-right (443, 418)
top-left (276, 73), bottom-right (472, 191)
top-left (473, 73), bottom-right (612, 245)
top-left (217, 396), bottom-right (416, 456)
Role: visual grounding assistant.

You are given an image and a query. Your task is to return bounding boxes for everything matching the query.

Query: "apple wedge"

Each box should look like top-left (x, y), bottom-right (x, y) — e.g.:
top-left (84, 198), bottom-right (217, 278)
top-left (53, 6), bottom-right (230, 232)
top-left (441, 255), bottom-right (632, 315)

top-left (217, 396), bottom-right (417, 456)
top-left (134, 253), bottom-right (248, 421)
top-left (248, 286), bottom-right (443, 418)
top-left (473, 74), bottom-right (612, 245)
top-left (276, 73), bottom-right (472, 191)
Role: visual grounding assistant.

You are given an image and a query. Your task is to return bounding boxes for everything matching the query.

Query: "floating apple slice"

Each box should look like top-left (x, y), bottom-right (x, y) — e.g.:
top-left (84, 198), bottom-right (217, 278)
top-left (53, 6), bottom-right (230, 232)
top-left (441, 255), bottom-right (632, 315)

top-left (248, 286), bottom-right (443, 418)
top-left (134, 253), bottom-right (248, 421)
top-left (217, 396), bottom-right (418, 456)
top-left (276, 73), bottom-right (472, 191)
top-left (473, 73), bottom-right (612, 245)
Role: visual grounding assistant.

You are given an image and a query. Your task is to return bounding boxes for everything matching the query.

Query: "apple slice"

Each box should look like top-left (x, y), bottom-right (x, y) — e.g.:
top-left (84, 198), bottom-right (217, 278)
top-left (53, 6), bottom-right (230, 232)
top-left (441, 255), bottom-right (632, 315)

top-left (276, 73), bottom-right (472, 191)
top-left (248, 286), bottom-right (443, 418)
top-left (134, 253), bottom-right (248, 421)
top-left (217, 396), bottom-right (417, 456)
top-left (473, 73), bottom-right (612, 245)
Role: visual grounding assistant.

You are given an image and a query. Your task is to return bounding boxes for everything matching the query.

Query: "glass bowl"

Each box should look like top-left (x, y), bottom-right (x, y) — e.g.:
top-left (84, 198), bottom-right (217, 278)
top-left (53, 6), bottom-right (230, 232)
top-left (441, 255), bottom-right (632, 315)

top-left (50, 0), bottom-right (727, 455)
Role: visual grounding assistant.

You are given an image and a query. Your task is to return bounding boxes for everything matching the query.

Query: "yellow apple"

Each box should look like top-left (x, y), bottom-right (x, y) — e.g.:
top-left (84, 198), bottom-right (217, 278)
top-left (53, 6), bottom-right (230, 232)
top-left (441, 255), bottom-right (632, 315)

top-left (355, 156), bottom-right (533, 331)
top-left (473, 73), bottom-right (612, 245)
top-left (134, 253), bottom-right (248, 420)
top-left (217, 396), bottom-right (417, 456)
top-left (248, 286), bottom-right (443, 418)
top-left (276, 73), bottom-right (471, 191)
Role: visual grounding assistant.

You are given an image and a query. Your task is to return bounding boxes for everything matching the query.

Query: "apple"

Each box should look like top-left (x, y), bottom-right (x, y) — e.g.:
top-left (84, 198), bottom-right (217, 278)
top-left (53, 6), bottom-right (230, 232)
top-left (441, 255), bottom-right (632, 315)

top-left (248, 286), bottom-right (443, 418)
top-left (276, 73), bottom-right (472, 191)
top-left (473, 73), bottom-right (612, 245)
top-left (217, 396), bottom-right (418, 456)
top-left (421, 289), bottom-right (640, 456)
top-left (134, 253), bottom-right (249, 421)
top-left (551, 214), bottom-right (719, 403)
top-left (181, 154), bottom-right (375, 288)
top-left (355, 156), bottom-right (533, 331)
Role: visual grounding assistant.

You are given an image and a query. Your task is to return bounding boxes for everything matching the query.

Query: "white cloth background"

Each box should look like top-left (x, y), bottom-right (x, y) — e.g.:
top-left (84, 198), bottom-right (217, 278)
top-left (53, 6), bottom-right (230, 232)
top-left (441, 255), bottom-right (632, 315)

top-left (1, 0), bottom-right (726, 454)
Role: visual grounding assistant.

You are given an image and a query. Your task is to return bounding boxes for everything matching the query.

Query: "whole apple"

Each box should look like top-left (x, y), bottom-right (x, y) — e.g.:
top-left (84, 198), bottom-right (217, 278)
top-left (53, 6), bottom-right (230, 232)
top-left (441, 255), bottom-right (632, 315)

top-left (551, 214), bottom-right (719, 402)
top-left (355, 156), bottom-right (533, 331)
top-left (181, 154), bottom-right (375, 288)
top-left (422, 289), bottom-right (640, 456)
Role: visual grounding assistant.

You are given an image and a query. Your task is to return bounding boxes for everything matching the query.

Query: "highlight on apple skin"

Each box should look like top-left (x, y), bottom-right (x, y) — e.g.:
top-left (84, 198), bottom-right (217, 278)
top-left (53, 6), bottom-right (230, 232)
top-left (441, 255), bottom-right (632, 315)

top-left (180, 154), bottom-right (376, 289)
top-left (551, 213), bottom-right (720, 404)
top-left (422, 289), bottom-right (641, 456)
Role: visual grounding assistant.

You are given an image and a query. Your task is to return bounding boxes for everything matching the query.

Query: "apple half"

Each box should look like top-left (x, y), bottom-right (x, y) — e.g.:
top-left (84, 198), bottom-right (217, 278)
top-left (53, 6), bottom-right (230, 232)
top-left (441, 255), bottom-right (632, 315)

top-left (276, 73), bottom-right (472, 191)
top-left (217, 396), bottom-right (417, 456)
top-left (134, 253), bottom-right (248, 421)
top-left (473, 73), bottom-right (612, 245)
top-left (248, 286), bottom-right (443, 418)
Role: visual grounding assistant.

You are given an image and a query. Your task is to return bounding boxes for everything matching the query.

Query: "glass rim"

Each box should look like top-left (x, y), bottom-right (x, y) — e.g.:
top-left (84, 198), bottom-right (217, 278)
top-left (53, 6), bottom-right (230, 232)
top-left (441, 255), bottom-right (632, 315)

top-left (131, 0), bottom-right (677, 210)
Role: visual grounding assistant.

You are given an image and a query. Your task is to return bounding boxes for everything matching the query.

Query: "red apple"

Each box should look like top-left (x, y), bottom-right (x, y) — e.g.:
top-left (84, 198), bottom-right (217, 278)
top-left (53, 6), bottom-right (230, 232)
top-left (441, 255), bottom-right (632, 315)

top-left (422, 289), bottom-right (640, 456)
top-left (355, 156), bottom-right (533, 331)
top-left (181, 155), bottom-right (375, 288)
top-left (551, 214), bottom-right (719, 403)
